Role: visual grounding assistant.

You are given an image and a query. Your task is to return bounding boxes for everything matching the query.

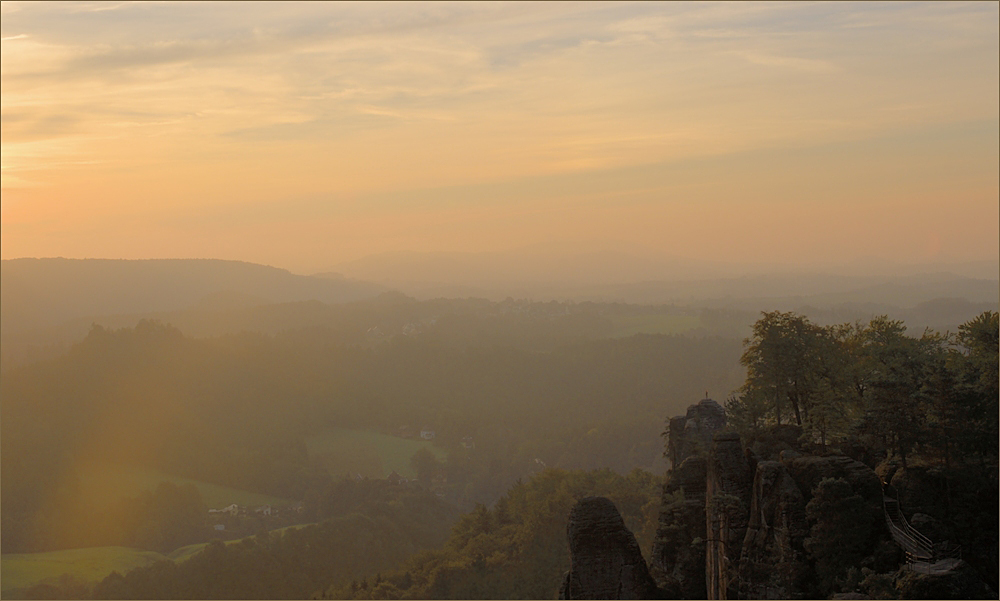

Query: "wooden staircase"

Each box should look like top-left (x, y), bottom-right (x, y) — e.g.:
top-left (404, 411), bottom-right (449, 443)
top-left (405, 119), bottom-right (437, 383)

top-left (882, 485), bottom-right (961, 572)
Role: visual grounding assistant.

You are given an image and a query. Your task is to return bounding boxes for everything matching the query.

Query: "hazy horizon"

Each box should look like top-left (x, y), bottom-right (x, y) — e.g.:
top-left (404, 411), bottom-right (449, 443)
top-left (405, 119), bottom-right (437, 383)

top-left (3, 2), bottom-right (998, 275)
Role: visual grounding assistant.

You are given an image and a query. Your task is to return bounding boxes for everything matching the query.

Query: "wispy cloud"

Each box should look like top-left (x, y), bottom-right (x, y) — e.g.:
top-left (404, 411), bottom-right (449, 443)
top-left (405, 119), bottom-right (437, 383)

top-left (738, 51), bottom-right (840, 73)
top-left (1, 2), bottom-right (996, 266)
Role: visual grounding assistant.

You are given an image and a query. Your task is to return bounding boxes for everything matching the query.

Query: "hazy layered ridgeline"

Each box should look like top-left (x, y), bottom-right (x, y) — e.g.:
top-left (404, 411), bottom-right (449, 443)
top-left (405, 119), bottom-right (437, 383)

top-left (3, 257), bottom-right (996, 371)
top-left (0, 258), bottom-right (385, 368)
top-left (1, 258), bottom-right (385, 333)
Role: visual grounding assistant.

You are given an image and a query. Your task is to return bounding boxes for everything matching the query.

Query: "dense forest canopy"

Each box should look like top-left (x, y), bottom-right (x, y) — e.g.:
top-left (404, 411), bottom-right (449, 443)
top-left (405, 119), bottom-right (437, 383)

top-left (727, 310), bottom-right (998, 469)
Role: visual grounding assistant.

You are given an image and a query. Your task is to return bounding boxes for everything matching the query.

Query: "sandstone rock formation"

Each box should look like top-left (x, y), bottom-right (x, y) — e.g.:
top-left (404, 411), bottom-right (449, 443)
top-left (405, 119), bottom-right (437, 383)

top-left (785, 454), bottom-right (882, 505)
top-left (666, 398), bottom-right (727, 469)
top-left (559, 497), bottom-right (662, 600)
top-left (650, 456), bottom-right (707, 599)
top-left (705, 431), bottom-right (753, 600)
top-left (737, 459), bottom-right (809, 598)
top-left (568, 398), bottom-right (982, 599)
top-left (652, 402), bottom-right (895, 599)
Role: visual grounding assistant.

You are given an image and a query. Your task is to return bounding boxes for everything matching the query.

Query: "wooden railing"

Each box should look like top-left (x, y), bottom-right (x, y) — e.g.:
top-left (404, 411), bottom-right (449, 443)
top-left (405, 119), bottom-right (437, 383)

top-left (882, 486), bottom-right (961, 565)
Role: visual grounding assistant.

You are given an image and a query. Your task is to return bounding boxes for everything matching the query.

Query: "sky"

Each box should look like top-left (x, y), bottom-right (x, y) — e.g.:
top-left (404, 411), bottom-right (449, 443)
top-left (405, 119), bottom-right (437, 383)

top-left (1, 1), bottom-right (998, 274)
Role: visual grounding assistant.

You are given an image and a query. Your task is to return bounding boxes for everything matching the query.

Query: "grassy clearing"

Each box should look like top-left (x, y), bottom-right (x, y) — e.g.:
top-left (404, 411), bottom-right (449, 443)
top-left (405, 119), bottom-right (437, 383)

top-left (0, 546), bottom-right (167, 596)
top-left (76, 462), bottom-right (291, 510)
top-left (167, 524), bottom-right (317, 563)
top-left (608, 314), bottom-right (701, 338)
top-left (269, 522), bottom-right (319, 536)
top-left (166, 542), bottom-right (210, 563)
top-left (3, 522), bottom-right (319, 595)
top-left (305, 428), bottom-right (446, 480)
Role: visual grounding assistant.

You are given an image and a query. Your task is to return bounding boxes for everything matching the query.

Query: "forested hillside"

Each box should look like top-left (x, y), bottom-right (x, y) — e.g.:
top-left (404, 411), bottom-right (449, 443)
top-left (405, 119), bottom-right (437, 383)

top-left (19, 469), bottom-right (658, 600)
top-left (10, 478), bottom-right (461, 600)
top-left (0, 258), bottom-right (384, 333)
top-left (0, 258), bottom-right (385, 368)
top-left (1, 311), bottom-right (743, 556)
top-left (3, 292), bottom-right (995, 599)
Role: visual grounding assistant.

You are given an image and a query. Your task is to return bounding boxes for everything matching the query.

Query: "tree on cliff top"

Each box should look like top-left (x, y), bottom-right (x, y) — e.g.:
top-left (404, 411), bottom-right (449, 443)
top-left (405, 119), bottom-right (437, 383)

top-left (730, 310), bottom-right (998, 470)
top-left (738, 311), bottom-right (834, 428)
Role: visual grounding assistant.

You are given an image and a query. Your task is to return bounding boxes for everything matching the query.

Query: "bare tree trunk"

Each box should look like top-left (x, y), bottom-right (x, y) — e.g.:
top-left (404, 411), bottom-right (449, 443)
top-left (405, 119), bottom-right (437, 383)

top-left (789, 392), bottom-right (802, 426)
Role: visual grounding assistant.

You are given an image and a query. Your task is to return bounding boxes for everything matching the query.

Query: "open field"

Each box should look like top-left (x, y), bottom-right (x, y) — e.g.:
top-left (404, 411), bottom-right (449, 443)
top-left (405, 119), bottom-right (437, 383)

top-left (166, 527), bottom-right (301, 564)
top-left (304, 428), bottom-right (447, 480)
top-left (168, 524), bottom-right (317, 563)
top-left (608, 314), bottom-right (701, 338)
top-left (76, 462), bottom-right (292, 510)
top-left (0, 546), bottom-right (167, 597)
top-left (2, 430), bottom-right (440, 596)
top-left (166, 542), bottom-right (212, 564)
top-left (4, 523), bottom-right (320, 595)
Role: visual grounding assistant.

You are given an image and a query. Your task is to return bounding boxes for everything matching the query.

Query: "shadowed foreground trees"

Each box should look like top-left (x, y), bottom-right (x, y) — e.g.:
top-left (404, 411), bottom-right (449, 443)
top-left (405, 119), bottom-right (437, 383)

top-left (60, 469), bottom-right (657, 600)
top-left (324, 469), bottom-right (661, 600)
top-left (86, 479), bottom-right (460, 600)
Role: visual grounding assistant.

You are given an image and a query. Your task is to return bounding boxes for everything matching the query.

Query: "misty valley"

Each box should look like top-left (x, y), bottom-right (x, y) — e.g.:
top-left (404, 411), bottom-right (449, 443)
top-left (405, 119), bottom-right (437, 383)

top-left (0, 258), bottom-right (996, 599)
top-left (3, 1), bottom-right (997, 598)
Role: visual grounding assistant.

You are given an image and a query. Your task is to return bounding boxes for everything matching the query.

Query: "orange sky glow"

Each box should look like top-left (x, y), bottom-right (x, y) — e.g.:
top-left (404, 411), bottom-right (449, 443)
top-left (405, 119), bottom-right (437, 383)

top-left (2, 1), bottom-right (997, 274)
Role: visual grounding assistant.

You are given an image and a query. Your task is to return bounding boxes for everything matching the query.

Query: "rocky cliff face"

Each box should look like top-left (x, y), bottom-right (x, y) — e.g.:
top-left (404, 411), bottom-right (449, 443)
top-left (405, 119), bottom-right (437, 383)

top-left (737, 459), bottom-right (808, 598)
top-left (652, 401), bottom-right (893, 599)
top-left (650, 455), bottom-right (706, 599)
top-left (564, 398), bottom-right (992, 599)
top-left (666, 398), bottom-right (727, 469)
top-left (559, 497), bottom-right (662, 600)
top-left (706, 432), bottom-right (753, 600)
top-left (652, 398), bottom-right (735, 599)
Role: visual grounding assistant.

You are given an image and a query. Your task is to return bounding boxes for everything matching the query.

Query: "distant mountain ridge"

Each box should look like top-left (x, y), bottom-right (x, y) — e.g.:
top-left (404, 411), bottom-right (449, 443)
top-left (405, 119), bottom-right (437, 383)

top-left (332, 249), bottom-right (999, 282)
top-left (1, 258), bottom-right (386, 338)
top-left (329, 250), bottom-right (999, 304)
top-left (3, 256), bottom-right (996, 372)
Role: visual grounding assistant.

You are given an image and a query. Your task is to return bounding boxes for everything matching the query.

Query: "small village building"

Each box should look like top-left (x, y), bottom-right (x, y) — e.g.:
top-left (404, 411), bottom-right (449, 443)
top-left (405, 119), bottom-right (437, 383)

top-left (209, 503), bottom-right (240, 516)
top-left (420, 427), bottom-right (435, 440)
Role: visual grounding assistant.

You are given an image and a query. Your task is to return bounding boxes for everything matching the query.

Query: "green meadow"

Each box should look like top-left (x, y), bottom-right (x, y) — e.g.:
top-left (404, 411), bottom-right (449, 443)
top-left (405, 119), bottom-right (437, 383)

top-left (1, 464), bottom-right (298, 597)
top-left (304, 428), bottom-right (446, 480)
top-left (2, 524), bottom-right (321, 597)
top-left (77, 462), bottom-right (291, 510)
top-left (166, 524), bottom-right (318, 564)
top-left (608, 314), bottom-right (701, 338)
top-left (0, 546), bottom-right (167, 597)
top-left (2, 429), bottom-right (443, 596)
